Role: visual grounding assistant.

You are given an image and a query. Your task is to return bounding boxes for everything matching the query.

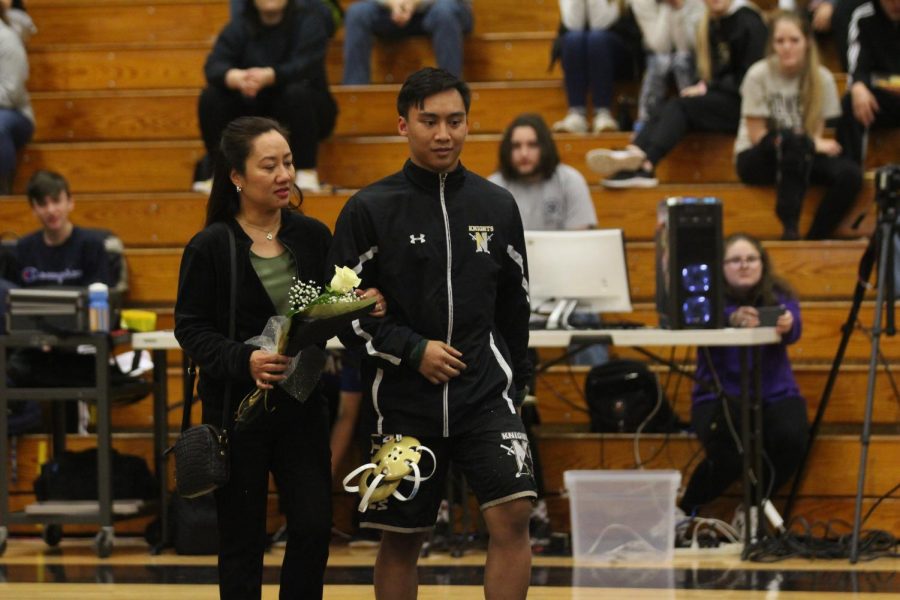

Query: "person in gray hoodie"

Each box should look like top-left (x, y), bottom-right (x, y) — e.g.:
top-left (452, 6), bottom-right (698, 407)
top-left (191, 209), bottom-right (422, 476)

top-left (0, 2), bottom-right (34, 194)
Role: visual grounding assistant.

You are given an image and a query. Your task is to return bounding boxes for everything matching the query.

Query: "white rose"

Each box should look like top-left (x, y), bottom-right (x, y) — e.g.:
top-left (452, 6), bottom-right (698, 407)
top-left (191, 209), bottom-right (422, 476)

top-left (329, 266), bottom-right (361, 294)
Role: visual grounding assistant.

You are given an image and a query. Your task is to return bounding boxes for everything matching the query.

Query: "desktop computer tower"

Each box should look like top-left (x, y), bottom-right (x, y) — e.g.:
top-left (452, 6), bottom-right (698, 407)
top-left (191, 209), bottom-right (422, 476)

top-left (655, 197), bottom-right (724, 329)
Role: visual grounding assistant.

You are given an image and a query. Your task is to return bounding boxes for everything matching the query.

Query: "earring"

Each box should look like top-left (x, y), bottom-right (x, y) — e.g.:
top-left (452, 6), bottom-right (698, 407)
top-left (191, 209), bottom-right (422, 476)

top-left (236, 185), bottom-right (242, 192)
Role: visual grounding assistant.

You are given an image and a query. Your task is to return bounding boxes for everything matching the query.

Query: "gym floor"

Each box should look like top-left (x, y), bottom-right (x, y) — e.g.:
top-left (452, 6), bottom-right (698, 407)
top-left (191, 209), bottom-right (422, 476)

top-left (0, 537), bottom-right (898, 599)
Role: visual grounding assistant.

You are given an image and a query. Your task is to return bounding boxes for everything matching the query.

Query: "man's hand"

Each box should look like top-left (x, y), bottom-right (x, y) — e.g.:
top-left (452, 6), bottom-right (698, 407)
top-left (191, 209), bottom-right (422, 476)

top-left (418, 340), bottom-right (467, 385)
top-left (389, 0), bottom-right (416, 26)
top-left (851, 81), bottom-right (880, 127)
top-left (249, 349), bottom-right (290, 390)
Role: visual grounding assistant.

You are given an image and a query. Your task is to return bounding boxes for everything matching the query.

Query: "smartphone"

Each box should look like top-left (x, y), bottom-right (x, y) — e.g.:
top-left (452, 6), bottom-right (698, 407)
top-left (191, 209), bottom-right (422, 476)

top-left (757, 305), bottom-right (786, 327)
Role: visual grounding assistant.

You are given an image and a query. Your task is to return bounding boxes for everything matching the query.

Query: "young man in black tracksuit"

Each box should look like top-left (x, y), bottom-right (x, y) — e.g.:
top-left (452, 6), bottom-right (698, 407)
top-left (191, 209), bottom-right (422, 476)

top-left (327, 68), bottom-right (536, 600)
top-left (835, 0), bottom-right (900, 165)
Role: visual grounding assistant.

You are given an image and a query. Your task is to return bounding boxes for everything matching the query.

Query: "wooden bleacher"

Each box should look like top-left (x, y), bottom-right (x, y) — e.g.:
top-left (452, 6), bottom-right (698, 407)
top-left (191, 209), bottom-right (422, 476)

top-left (3, 0), bottom-right (898, 537)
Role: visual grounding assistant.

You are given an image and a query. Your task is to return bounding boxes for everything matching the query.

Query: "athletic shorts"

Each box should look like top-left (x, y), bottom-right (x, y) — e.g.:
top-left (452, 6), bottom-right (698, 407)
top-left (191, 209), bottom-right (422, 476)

top-left (358, 407), bottom-right (538, 532)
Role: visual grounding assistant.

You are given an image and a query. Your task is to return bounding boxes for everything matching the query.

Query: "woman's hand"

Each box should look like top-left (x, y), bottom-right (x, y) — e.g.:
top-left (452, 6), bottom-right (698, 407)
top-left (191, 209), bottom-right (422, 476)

top-left (775, 309), bottom-right (794, 335)
top-left (249, 349), bottom-right (290, 390)
top-left (357, 287), bottom-right (387, 318)
top-left (729, 306), bottom-right (760, 328)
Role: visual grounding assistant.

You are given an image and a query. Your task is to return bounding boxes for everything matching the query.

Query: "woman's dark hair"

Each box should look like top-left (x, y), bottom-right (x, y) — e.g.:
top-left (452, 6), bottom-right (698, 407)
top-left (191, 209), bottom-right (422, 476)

top-left (397, 67), bottom-right (471, 118)
top-left (205, 116), bottom-right (301, 226)
top-left (497, 113), bottom-right (560, 181)
top-left (0, 4), bottom-right (8, 25)
top-left (723, 232), bottom-right (796, 305)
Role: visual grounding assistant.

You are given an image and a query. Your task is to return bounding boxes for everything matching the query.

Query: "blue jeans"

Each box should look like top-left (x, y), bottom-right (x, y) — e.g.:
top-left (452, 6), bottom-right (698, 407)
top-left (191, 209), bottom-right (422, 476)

top-left (0, 108), bottom-right (34, 187)
top-left (559, 28), bottom-right (634, 111)
top-left (341, 0), bottom-right (473, 84)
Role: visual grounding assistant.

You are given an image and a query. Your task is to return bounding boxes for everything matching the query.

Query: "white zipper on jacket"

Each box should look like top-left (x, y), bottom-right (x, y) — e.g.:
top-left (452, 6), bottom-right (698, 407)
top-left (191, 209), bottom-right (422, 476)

top-left (439, 172), bottom-right (453, 438)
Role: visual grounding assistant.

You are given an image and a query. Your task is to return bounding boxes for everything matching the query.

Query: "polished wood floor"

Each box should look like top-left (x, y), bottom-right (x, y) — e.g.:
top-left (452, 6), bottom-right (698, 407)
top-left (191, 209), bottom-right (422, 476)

top-left (0, 537), bottom-right (897, 599)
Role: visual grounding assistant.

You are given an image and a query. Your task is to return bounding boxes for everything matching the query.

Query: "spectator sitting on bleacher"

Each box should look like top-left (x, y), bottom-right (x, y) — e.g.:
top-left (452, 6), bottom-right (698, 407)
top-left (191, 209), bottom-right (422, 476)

top-left (341, 0), bottom-right (473, 84)
top-left (489, 113), bottom-right (597, 231)
top-left (551, 0), bottom-right (643, 133)
top-left (1, 0), bottom-right (36, 42)
top-left (0, 1), bottom-right (33, 195)
top-left (584, 0), bottom-right (767, 188)
top-left (835, 0), bottom-right (900, 166)
top-left (678, 232), bottom-right (808, 516)
top-left (5, 170), bottom-right (115, 431)
top-left (630, 0), bottom-right (706, 134)
top-left (735, 11), bottom-right (860, 240)
top-left (193, 0), bottom-right (337, 194)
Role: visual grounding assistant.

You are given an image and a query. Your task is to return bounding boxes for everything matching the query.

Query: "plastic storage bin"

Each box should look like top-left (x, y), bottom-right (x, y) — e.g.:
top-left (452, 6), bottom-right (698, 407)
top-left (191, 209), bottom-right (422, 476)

top-left (564, 469), bottom-right (681, 563)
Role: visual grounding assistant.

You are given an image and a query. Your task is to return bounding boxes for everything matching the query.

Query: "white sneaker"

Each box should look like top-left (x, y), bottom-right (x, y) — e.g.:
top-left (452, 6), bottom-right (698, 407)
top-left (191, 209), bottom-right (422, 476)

top-left (295, 169), bottom-right (322, 193)
top-left (552, 112), bottom-right (589, 133)
top-left (592, 110), bottom-right (619, 133)
top-left (191, 178), bottom-right (212, 195)
top-left (585, 148), bottom-right (645, 176)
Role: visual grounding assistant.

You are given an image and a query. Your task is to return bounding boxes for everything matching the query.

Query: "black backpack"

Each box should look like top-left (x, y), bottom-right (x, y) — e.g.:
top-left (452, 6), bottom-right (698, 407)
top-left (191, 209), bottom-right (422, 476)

top-left (584, 360), bottom-right (680, 433)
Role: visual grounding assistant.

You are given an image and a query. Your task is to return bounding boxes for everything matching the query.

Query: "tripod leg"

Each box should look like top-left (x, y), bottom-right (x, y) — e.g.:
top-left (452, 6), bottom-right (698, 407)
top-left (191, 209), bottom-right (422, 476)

top-left (784, 233), bottom-right (878, 521)
top-left (850, 215), bottom-right (896, 563)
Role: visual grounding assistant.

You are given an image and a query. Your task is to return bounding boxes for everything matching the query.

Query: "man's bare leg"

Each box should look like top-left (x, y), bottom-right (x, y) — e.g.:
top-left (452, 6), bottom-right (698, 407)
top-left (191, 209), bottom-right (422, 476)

top-left (482, 498), bottom-right (533, 600)
top-left (374, 530), bottom-right (428, 600)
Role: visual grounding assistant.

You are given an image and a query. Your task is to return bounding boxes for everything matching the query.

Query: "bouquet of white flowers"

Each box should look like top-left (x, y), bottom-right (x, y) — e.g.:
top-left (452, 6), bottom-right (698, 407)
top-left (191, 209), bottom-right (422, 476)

top-left (236, 266), bottom-right (375, 425)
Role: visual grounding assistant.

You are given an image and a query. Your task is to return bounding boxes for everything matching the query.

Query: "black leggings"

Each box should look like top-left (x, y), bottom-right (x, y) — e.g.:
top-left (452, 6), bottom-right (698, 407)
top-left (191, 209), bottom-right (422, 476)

top-left (736, 130), bottom-right (862, 239)
top-left (678, 395), bottom-right (808, 515)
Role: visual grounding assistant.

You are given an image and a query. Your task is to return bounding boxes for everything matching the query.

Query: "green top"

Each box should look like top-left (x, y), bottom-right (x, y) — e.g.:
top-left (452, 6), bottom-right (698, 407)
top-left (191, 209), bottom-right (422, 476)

top-left (250, 250), bottom-right (296, 315)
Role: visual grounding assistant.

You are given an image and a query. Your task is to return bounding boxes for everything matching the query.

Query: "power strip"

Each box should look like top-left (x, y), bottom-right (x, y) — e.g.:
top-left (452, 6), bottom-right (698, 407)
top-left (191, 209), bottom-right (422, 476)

top-left (674, 543), bottom-right (744, 558)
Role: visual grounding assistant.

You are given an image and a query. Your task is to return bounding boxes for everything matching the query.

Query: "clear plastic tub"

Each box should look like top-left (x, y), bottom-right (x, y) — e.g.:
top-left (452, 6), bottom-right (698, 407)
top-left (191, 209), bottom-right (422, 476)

top-left (564, 469), bottom-right (681, 563)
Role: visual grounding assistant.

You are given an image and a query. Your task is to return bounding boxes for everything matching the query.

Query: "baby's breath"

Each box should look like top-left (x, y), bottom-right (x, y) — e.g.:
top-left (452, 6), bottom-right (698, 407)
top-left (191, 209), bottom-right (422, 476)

top-left (288, 278), bottom-right (322, 313)
top-left (287, 277), bottom-right (361, 315)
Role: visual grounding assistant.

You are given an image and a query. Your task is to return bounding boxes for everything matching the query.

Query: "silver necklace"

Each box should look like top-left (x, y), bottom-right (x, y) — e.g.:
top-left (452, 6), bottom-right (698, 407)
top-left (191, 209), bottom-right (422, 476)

top-left (239, 218), bottom-right (280, 241)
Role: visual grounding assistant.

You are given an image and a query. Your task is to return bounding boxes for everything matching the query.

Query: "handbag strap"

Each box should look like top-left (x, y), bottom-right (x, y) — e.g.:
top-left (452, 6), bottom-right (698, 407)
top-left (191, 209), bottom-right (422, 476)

top-left (180, 221), bottom-right (238, 433)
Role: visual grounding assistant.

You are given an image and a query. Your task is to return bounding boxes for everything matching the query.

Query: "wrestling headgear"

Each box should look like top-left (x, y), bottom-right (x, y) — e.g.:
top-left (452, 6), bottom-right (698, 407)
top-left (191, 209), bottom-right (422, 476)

top-left (342, 434), bottom-right (436, 512)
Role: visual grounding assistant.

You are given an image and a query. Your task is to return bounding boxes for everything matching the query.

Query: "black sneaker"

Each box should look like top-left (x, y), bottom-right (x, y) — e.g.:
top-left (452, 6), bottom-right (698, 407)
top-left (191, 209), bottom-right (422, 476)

top-left (602, 168), bottom-right (658, 189)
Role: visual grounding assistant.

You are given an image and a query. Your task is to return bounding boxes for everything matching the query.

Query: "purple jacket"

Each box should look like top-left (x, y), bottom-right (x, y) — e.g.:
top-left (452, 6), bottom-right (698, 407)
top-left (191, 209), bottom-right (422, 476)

top-left (692, 293), bottom-right (803, 407)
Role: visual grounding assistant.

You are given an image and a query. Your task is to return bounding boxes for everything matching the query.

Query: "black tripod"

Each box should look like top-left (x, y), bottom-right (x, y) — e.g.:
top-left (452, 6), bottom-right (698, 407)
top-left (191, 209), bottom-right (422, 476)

top-left (784, 165), bottom-right (900, 563)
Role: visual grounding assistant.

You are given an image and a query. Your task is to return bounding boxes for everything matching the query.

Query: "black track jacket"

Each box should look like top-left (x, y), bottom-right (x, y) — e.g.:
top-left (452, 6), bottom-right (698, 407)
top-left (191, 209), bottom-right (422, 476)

top-left (327, 160), bottom-right (532, 438)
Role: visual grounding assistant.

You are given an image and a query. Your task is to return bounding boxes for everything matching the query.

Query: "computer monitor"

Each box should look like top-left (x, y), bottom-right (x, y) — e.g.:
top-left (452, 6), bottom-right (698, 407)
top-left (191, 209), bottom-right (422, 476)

top-left (525, 229), bottom-right (633, 319)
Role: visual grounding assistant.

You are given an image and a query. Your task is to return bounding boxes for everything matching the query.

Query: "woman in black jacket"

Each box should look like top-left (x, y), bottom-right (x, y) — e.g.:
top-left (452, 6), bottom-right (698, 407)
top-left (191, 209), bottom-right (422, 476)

top-left (175, 116), bottom-right (383, 600)
top-left (584, 0), bottom-right (768, 188)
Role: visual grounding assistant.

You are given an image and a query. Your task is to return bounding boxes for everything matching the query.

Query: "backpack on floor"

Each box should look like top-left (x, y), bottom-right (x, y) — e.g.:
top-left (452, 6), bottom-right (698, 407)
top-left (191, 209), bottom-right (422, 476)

top-left (584, 359), bottom-right (680, 433)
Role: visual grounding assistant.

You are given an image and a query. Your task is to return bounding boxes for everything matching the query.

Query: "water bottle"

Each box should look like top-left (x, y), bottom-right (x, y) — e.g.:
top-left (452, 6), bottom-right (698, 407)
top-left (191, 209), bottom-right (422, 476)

top-left (88, 282), bottom-right (110, 332)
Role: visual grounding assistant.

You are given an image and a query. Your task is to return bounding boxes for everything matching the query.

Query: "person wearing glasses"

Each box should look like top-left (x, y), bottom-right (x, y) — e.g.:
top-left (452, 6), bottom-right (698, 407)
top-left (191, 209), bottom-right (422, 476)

top-left (678, 232), bottom-right (808, 516)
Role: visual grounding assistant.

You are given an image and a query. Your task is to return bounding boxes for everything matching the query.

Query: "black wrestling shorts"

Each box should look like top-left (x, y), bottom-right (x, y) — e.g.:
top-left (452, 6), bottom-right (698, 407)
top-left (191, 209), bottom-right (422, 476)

top-left (359, 408), bottom-right (538, 532)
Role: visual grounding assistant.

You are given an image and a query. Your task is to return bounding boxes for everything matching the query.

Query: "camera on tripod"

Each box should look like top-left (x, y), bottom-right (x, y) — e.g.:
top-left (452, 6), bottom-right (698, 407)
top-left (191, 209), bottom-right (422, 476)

top-left (875, 164), bottom-right (900, 211)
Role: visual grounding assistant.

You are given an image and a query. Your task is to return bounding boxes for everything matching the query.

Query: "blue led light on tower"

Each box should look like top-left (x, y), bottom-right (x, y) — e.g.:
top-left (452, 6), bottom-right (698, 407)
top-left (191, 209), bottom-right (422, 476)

top-left (655, 197), bottom-right (723, 329)
top-left (681, 263), bottom-right (712, 293)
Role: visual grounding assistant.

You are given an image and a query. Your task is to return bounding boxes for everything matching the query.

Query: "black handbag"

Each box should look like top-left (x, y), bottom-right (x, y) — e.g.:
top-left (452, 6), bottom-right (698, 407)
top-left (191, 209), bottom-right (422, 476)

top-left (167, 223), bottom-right (237, 499)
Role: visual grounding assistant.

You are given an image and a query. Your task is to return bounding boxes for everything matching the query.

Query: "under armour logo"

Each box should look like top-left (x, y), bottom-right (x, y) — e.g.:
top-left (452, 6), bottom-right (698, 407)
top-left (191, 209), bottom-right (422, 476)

top-left (409, 234), bottom-right (426, 244)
